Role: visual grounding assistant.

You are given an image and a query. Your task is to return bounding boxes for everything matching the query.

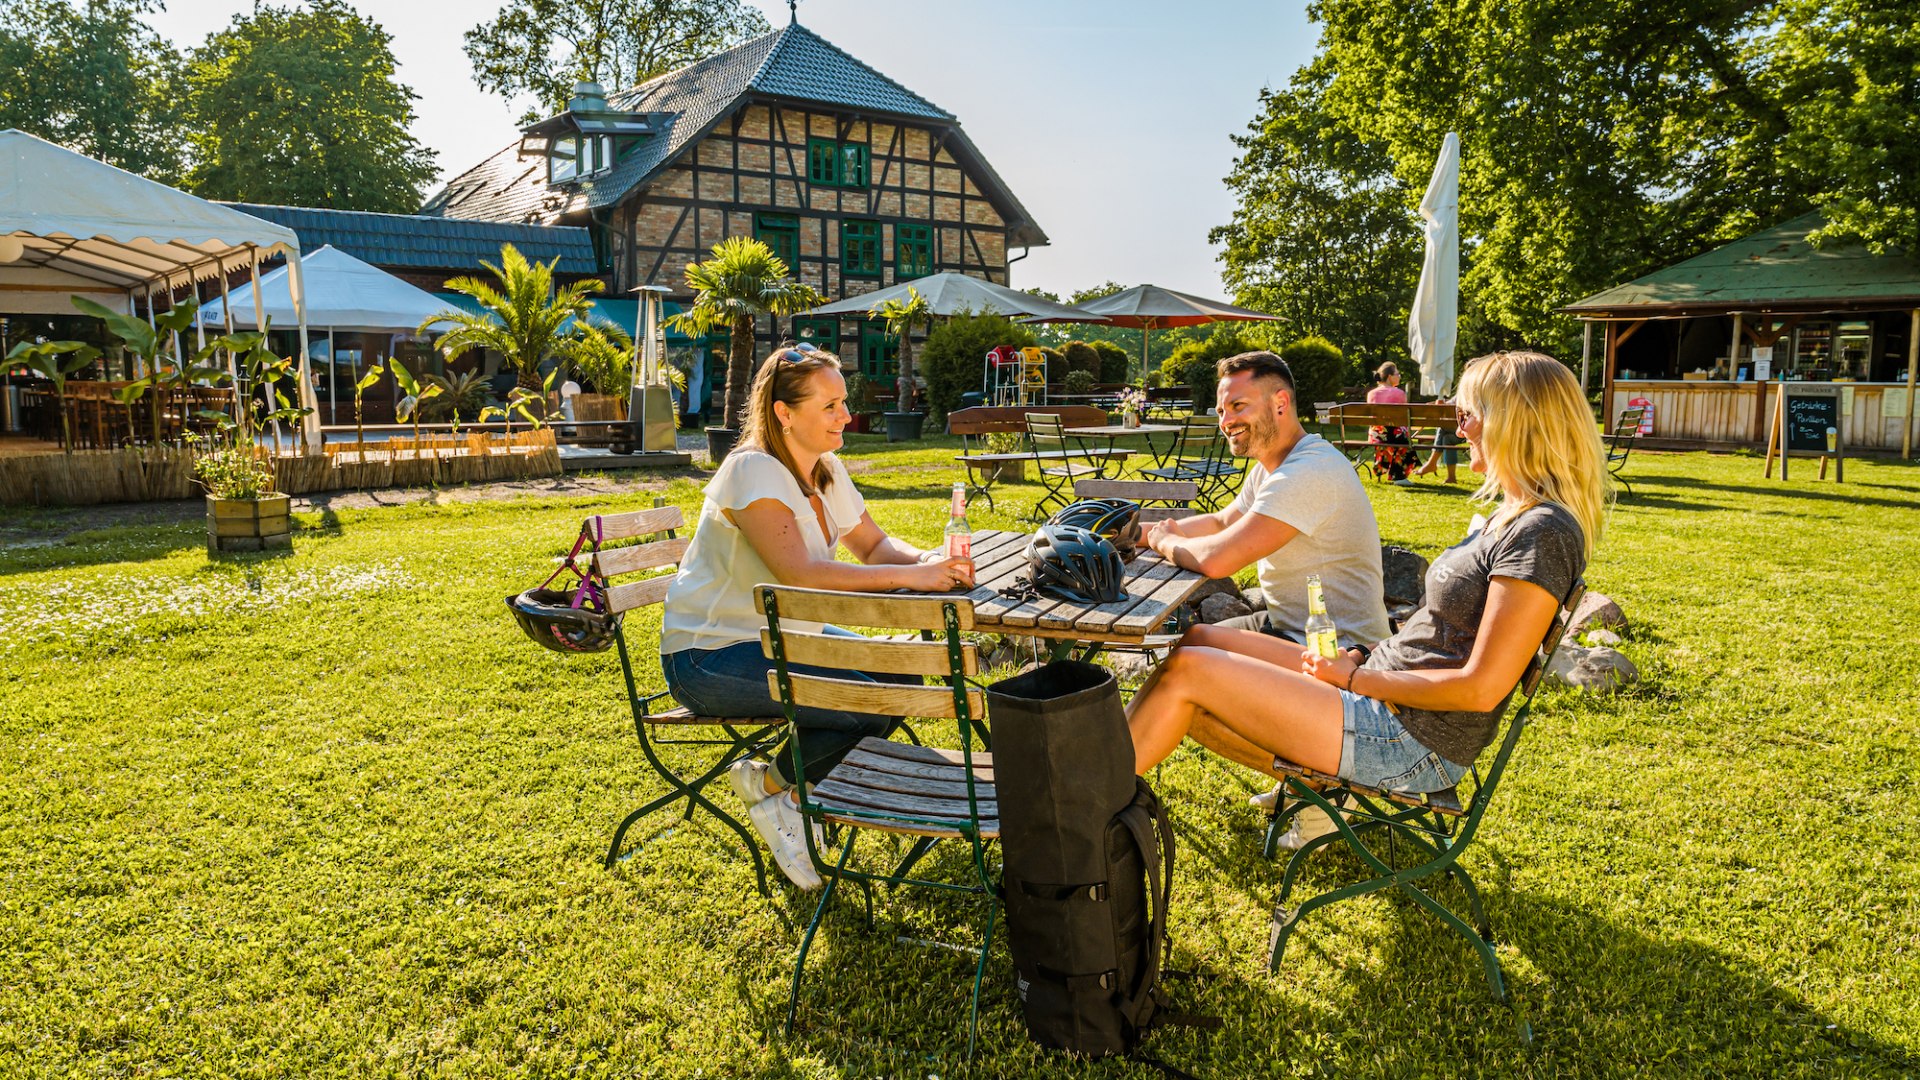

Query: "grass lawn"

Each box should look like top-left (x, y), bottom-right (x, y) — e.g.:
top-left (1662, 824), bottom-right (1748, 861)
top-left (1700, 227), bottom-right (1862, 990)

top-left (2, 437), bottom-right (1916, 1077)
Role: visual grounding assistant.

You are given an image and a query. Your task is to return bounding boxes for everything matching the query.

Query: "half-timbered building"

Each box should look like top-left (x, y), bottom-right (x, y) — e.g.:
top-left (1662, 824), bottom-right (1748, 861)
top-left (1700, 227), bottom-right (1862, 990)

top-left (418, 20), bottom-right (1049, 384)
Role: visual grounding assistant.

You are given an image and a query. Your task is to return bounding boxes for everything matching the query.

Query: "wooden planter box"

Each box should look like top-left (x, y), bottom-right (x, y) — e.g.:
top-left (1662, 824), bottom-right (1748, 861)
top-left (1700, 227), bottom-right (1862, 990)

top-left (207, 493), bottom-right (292, 554)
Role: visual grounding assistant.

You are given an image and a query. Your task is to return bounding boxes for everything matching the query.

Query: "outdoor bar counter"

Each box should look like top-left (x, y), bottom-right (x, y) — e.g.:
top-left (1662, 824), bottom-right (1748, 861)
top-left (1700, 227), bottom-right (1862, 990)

top-left (1608, 378), bottom-right (1920, 452)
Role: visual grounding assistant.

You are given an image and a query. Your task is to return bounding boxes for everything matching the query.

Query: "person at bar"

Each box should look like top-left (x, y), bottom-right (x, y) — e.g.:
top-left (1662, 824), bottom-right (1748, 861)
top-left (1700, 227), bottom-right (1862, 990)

top-left (1127, 351), bottom-right (1605, 806)
top-left (659, 344), bottom-right (974, 891)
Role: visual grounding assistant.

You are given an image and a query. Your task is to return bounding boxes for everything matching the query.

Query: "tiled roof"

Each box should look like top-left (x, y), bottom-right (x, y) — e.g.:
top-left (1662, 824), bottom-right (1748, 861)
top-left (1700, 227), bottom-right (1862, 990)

top-left (1562, 213), bottom-right (1920, 315)
top-left (219, 203), bottom-right (599, 274)
top-left (419, 23), bottom-right (1046, 248)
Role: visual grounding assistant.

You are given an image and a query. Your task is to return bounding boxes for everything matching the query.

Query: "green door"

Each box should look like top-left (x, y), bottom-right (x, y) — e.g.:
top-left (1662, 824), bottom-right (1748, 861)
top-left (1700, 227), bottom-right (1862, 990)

top-left (860, 326), bottom-right (896, 381)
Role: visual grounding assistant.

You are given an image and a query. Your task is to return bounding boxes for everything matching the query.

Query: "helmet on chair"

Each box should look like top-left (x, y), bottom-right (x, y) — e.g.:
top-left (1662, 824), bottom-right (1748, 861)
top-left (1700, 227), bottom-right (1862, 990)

top-left (507, 587), bottom-right (621, 653)
top-left (1046, 498), bottom-right (1143, 555)
top-left (1026, 524), bottom-right (1126, 604)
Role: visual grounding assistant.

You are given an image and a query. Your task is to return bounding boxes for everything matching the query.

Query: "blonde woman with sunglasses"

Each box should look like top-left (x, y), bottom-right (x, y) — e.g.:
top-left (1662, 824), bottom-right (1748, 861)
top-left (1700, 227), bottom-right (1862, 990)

top-left (660, 344), bottom-right (975, 889)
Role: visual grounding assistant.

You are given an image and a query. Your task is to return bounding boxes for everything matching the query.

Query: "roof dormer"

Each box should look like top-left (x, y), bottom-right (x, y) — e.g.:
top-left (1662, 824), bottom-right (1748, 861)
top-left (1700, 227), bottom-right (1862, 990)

top-left (519, 81), bottom-right (666, 184)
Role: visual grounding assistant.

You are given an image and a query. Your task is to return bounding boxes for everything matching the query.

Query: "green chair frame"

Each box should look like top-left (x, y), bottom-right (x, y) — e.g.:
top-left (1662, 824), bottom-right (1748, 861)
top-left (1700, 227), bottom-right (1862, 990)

top-left (594, 503), bottom-right (790, 896)
top-left (1261, 582), bottom-right (1585, 1044)
top-left (1603, 406), bottom-right (1648, 498)
top-left (1141, 416), bottom-right (1240, 511)
top-left (758, 584), bottom-right (999, 1057)
top-left (1025, 411), bottom-right (1110, 520)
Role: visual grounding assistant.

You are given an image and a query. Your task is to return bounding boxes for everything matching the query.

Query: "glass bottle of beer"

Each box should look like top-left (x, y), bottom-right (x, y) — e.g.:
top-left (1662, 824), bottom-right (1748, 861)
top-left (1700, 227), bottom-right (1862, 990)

top-left (943, 481), bottom-right (971, 562)
top-left (1304, 574), bottom-right (1339, 659)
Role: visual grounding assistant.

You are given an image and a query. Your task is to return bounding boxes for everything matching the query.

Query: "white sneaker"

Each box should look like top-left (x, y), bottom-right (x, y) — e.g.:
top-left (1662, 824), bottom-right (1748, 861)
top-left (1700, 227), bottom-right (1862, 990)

top-left (729, 757), bottom-right (773, 809)
top-left (1248, 782), bottom-right (1286, 812)
top-left (748, 792), bottom-right (823, 891)
top-left (1275, 801), bottom-right (1342, 851)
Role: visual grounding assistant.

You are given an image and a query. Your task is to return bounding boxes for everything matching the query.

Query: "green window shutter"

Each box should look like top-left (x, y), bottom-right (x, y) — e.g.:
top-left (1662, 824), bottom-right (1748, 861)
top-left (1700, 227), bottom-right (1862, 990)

top-left (860, 324), bottom-right (896, 380)
top-left (793, 317), bottom-right (838, 351)
top-left (808, 138), bottom-right (841, 185)
top-left (895, 224), bottom-right (932, 278)
top-left (754, 212), bottom-right (800, 270)
top-left (842, 219), bottom-right (881, 278)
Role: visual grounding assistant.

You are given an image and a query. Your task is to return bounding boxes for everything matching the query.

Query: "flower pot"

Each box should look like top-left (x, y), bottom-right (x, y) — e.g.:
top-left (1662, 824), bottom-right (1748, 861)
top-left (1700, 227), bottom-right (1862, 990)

top-left (883, 411), bottom-right (927, 442)
top-left (206, 493), bottom-right (291, 554)
top-left (1122, 411), bottom-right (1141, 429)
top-left (706, 426), bottom-right (741, 462)
top-left (984, 457), bottom-right (1029, 483)
top-left (846, 413), bottom-right (870, 434)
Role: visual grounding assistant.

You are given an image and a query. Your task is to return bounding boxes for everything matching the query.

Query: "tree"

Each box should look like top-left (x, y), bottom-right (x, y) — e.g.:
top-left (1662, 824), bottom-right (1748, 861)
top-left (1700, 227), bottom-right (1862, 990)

top-left (0, 0), bottom-right (185, 182)
top-left (464, 0), bottom-right (770, 121)
top-left (871, 287), bottom-right (933, 411)
top-left (183, 0), bottom-right (437, 212)
top-left (667, 237), bottom-right (822, 430)
top-left (1221, 0), bottom-right (1920, 360)
top-left (430, 244), bottom-right (605, 396)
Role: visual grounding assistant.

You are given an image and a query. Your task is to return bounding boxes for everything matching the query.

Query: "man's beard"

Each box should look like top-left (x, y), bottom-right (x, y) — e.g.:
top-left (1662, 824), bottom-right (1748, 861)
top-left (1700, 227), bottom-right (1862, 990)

top-left (1229, 410), bottom-right (1278, 456)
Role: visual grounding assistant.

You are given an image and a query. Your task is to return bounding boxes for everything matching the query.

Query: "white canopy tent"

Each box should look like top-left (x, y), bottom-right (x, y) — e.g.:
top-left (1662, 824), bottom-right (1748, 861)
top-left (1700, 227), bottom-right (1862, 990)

top-left (204, 245), bottom-right (453, 333)
top-left (0, 128), bottom-right (318, 442)
top-left (1408, 132), bottom-right (1460, 398)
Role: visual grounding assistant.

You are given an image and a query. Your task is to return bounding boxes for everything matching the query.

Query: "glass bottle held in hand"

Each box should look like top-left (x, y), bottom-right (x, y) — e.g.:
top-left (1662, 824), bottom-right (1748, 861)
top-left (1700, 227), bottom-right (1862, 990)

top-left (1304, 574), bottom-right (1339, 660)
top-left (944, 481), bottom-right (972, 563)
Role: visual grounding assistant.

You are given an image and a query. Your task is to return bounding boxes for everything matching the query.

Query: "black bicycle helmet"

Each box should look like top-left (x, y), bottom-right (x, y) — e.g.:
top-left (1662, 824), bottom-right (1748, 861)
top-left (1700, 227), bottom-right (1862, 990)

top-left (507, 587), bottom-right (621, 653)
top-left (1026, 524), bottom-right (1126, 604)
top-left (1046, 498), bottom-right (1143, 555)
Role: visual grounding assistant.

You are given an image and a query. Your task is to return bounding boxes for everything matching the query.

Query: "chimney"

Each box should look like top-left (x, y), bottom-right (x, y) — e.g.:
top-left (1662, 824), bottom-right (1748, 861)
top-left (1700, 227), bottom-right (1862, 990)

top-left (568, 81), bottom-right (609, 114)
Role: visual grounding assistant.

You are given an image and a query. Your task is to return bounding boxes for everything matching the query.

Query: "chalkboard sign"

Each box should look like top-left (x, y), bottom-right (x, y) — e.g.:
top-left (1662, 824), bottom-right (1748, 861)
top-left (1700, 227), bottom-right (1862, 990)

top-left (1783, 385), bottom-right (1840, 454)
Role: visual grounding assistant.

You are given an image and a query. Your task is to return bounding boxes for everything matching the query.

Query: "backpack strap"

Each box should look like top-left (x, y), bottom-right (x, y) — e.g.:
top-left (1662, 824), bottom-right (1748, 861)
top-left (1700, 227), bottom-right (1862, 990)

top-left (1116, 785), bottom-right (1171, 1030)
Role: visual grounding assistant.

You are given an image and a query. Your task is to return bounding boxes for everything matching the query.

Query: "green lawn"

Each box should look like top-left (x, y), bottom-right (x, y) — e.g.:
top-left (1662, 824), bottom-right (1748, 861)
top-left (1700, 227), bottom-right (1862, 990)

top-left (2, 438), bottom-right (1916, 1077)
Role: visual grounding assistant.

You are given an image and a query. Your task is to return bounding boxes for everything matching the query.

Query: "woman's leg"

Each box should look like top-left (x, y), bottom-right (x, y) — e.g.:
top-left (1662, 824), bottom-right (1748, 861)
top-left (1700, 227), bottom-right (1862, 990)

top-left (1127, 644), bottom-right (1344, 776)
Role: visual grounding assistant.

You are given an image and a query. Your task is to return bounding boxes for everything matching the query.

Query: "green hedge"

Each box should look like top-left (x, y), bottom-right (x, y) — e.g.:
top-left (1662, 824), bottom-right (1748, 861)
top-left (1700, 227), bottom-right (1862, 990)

top-left (921, 311), bottom-right (1035, 419)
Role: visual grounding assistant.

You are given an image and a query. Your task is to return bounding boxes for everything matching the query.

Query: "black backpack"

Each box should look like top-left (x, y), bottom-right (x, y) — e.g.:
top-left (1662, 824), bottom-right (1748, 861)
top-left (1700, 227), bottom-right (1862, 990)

top-left (987, 661), bottom-right (1194, 1058)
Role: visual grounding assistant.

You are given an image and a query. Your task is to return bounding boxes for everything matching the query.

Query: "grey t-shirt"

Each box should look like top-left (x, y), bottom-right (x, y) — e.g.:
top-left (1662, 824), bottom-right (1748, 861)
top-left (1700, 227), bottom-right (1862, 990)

top-left (1233, 435), bottom-right (1391, 648)
top-left (1368, 503), bottom-right (1586, 767)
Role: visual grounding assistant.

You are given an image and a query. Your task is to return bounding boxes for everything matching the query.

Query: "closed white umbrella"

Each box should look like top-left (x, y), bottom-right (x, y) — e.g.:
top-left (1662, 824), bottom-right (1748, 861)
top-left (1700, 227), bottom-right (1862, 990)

top-left (1408, 132), bottom-right (1460, 397)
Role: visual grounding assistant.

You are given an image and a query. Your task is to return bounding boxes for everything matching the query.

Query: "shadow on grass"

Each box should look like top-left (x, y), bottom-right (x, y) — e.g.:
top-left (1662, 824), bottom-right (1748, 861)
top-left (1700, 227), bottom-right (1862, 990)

top-left (1634, 474), bottom-right (1920, 512)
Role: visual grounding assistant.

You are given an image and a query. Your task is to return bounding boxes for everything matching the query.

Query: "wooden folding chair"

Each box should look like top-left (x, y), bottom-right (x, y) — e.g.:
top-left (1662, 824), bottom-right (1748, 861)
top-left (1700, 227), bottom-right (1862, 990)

top-left (757, 585), bottom-right (998, 1057)
top-left (1262, 581), bottom-right (1586, 1044)
top-left (1073, 477), bottom-right (1200, 524)
top-left (595, 502), bottom-right (791, 895)
top-left (1141, 416), bottom-right (1240, 510)
top-left (1025, 412), bottom-right (1107, 519)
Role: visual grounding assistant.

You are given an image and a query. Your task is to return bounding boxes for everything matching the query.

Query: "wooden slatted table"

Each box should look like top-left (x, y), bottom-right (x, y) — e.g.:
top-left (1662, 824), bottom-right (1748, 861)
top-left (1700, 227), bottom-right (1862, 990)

top-left (944, 527), bottom-right (1208, 653)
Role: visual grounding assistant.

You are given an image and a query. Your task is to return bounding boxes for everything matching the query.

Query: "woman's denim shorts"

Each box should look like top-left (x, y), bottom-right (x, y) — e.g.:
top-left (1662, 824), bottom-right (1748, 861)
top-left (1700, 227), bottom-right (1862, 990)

top-left (1338, 691), bottom-right (1468, 793)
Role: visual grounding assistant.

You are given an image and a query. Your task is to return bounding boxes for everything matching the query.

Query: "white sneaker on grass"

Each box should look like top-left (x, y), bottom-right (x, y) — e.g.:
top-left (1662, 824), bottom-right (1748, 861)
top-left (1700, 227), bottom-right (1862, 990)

top-left (1274, 803), bottom-right (1342, 851)
top-left (748, 792), bottom-right (823, 891)
top-left (1249, 783), bottom-right (1286, 812)
top-left (729, 757), bottom-right (772, 809)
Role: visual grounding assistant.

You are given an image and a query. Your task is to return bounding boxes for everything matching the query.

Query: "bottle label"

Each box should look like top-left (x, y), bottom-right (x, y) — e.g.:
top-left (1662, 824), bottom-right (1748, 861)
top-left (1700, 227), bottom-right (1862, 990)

top-left (1309, 629), bottom-right (1339, 660)
top-left (946, 533), bottom-right (970, 560)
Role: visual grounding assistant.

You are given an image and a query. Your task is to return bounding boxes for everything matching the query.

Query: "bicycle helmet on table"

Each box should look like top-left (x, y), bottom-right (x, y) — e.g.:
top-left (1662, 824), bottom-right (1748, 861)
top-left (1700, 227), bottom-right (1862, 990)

top-left (1046, 498), bottom-right (1143, 555)
top-left (1026, 524), bottom-right (1126, 604)
top-left (507, 587), bottom-right (621, 653)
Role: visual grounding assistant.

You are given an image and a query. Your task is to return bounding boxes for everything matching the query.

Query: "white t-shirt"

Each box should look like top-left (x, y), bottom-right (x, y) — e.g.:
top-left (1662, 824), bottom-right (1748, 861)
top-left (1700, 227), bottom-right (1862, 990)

top-left (660, 449), bottom-right (866, 654)
top-left (1231, 434), bottom-right (1391, 648)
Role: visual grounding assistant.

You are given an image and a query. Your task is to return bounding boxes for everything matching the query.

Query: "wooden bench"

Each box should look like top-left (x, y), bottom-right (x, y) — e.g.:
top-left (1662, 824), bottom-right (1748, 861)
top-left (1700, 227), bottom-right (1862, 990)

top-left (946, 405), bottom-right (1132, 511)
top-left (1322, 401), bottom-right (1457, 482)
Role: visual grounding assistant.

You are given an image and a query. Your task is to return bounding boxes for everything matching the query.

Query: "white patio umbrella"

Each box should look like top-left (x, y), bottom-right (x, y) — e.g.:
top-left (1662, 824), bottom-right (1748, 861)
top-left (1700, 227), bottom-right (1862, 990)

top-left (1408, 132), bottom-right (1460, 397)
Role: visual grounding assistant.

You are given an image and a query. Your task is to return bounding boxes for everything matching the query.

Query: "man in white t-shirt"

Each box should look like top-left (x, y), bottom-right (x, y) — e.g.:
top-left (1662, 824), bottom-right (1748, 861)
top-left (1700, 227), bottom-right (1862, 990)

top-left (1143, 351), bottom-right (1389, 648)
top-left (1141, 351), bottom-right (1389, 847)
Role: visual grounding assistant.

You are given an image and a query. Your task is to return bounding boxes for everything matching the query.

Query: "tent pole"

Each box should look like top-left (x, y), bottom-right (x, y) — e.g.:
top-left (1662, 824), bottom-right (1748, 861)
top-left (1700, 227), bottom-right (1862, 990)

top-left (287, 249), bottom-right (319, 449)
top-left (217, 257), bottom-right (241, 427)
top-left (251, 256), bottom-right (280, 452)
top-left (327, 328), bottom-right (336, 427)
top-left (1904, 308), bottom-right (1917, 459)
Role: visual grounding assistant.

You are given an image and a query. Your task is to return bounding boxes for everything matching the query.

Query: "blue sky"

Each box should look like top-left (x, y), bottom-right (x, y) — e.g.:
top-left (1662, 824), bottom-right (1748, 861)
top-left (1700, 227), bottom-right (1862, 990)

top-left (145, 0), bottom-right (1321, 299)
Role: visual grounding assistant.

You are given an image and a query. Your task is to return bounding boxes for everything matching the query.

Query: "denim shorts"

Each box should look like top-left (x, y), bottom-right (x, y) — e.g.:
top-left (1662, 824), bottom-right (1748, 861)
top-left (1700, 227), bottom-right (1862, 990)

top-left (1338, 691), bottom-right (1468, 793)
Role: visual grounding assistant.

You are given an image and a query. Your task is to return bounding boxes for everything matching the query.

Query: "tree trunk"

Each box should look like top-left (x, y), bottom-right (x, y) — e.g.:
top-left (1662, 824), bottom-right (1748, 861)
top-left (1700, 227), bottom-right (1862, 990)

top-left (895, 331), bottom-right (916, 410)
top-left (722, 314), bottom-right (756, 429)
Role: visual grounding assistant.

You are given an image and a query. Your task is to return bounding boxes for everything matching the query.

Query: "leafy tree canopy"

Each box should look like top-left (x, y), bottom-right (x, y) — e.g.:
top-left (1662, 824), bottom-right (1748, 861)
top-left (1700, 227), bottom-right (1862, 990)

top-left (184, 0), bottom-right (437, 212)
top-left (1217, 0), bottom-right (1920, 362)
top-left (464, 0), bottom-right (770, 122)
top-left (0, 0), bottom-right (185, 182)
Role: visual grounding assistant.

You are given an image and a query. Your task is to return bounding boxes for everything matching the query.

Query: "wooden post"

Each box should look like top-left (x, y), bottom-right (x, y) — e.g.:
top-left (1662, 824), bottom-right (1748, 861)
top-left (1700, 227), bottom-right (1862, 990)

top-left (1905, 308), bottom-right (1918, 459)
top-left (1579, 320), bottom-right (1593, 414)
top-left (1764, 380), bottom-right (1782, 478)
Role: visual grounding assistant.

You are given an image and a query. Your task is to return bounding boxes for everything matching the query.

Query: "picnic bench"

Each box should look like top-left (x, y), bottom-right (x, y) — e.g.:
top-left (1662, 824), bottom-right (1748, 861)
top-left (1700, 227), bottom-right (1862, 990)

top-left (1321, 401), bottom-right (1457, 482)
top-left (946, 405), bottom-right (1132, 512)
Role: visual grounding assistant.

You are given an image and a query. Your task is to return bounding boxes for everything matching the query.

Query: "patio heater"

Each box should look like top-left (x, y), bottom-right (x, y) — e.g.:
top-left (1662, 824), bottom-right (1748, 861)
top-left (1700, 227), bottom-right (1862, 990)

top-left (630, 285), bottom-right (678, 453)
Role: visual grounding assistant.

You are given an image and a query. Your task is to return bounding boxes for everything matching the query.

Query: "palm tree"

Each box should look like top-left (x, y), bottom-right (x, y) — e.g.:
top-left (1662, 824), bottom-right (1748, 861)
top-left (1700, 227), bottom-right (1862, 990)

top-left (427, 243), bottom-right (603, 400)
top-left (871, 286), bottom-right (933, 411)
top-left (667, 236), bottom-right (823, 430)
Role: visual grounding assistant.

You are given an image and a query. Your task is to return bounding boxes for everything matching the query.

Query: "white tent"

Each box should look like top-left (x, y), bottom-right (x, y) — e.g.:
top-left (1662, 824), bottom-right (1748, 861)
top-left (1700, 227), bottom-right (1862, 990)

top-left (206, 245), bottom-right (453, 332)
top-left (0, 128), bottom-right (318, 442)
top-left (1408, 132), bottom-right (1460, 398)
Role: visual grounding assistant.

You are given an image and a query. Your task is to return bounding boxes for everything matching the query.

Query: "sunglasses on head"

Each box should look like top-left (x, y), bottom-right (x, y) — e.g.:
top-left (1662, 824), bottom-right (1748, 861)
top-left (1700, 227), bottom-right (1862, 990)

top-left (778, 343), bottom-right (827, 364)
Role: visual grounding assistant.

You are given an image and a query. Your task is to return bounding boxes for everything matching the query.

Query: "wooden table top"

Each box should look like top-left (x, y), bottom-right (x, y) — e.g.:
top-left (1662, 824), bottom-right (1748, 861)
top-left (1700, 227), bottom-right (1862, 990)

top-left (950, 528), bottom-right (1207, 644)
top-left (1064, 424), bottom-right (1182, 437)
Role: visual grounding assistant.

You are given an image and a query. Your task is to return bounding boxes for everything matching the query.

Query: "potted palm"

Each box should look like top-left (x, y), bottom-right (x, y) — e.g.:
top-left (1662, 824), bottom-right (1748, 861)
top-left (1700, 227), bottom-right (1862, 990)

top-left (425, 242), bottom-right (602, 417)
top-left (872, 286), bottom-right (933, 442)
top-left (666, 236), bottom-right (823, 462)
top-left (3, 340), bottom-right (100, 451)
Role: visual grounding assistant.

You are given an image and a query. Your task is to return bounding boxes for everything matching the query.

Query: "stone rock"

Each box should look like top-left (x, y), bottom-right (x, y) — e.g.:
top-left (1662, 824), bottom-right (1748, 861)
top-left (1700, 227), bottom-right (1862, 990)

top-left (1198, 592), bottom-right (1254, 625)
top-left (1242, 587), bottom-right (1267, 611)
top-left (1381, 545), bottom-right (1429, 611)
top-left (1187, 577), bottom-right (1243, 603)
top-left (1547, 644), bottom-right (1639, 694)
top-left (1568, 592), bottom-right (1628, 638)
top-left (1579, 627), bottom-right (1623, 648)
top-left (1103, 651), bottom-right (1157, 684)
